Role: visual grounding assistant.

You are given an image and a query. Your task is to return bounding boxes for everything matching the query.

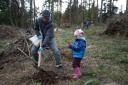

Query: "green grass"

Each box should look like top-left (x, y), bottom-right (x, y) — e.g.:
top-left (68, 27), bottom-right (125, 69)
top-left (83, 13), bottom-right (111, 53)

top-left (86, 26), bottom-right (128, 84)
top-left (0, 40), bottom-right (7, 48)
top-left (56, 28), bottom-right (74, 48)
top-left (0, 39), bottom-right (12, 52)
top-left (84, 79), bottom-right (100, 85)
top-left (1, 25), bottom-right (127, 85)
top-left (56, 25), bottom-right (128, 85)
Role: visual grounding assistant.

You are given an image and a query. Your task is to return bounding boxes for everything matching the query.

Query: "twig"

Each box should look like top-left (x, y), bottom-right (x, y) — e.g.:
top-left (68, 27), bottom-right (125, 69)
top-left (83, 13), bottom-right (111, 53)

top-left (16, 47), bottom-right (30, 58)
top-left (24, 37), bottom-right (31, 56)
top-left (19, 30), bottom-right (31, 57)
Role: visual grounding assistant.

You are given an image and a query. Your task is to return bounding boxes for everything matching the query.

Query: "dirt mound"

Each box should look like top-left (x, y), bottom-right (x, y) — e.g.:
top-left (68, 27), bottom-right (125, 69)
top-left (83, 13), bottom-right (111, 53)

top-left (32, 69), bottom-right (58, 84)
top-left (104, 15), bottom-right (128, 37)
top-left (0, 25), bottom-right (19, 39)
top-left (31, 69), bottom-right (70, 85)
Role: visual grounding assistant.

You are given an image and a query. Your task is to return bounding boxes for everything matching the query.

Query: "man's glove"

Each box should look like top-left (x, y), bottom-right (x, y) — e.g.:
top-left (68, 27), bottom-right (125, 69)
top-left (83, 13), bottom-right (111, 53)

top-left (37, 35), bottom-right (42, 39)
top-left (38, 47), bottom-right (44, 53)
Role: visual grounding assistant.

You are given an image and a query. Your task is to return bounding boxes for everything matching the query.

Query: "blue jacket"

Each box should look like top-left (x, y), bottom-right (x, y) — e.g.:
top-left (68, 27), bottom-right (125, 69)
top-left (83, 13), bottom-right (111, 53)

top-left (70, 37), bottom-right (86, 59)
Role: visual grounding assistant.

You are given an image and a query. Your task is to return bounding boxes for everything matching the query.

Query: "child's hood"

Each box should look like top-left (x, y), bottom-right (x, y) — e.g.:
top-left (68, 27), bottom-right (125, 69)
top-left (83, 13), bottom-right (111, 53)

top-left (76, 36), bottom-right (86, 41)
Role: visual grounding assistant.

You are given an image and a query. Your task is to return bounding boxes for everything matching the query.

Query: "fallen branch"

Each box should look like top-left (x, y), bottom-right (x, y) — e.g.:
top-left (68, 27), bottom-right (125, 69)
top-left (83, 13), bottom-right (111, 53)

top-left (16, 47), bottom-right (30, 58)
top-left (19, 31), bottom-right (31, 57)
top-left (24, 36), bottom-right (31, 57)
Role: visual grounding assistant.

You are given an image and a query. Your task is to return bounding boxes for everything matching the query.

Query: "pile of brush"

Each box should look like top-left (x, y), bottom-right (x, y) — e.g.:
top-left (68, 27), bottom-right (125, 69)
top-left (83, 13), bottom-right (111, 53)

top-left (104, 15), bottom-right (128, 37)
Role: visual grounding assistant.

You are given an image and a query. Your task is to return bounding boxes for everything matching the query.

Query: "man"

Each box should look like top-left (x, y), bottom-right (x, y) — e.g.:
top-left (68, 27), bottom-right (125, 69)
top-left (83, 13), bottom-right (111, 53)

top-left (31, 10), bottom-right (62, 68)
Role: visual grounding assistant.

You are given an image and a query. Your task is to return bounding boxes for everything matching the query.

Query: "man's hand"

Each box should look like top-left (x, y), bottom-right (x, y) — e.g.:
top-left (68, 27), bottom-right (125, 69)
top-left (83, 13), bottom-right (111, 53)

top-left (37, 35), bottom-right (42, 39)
top-left (38, 47), bottom-right (44, 52)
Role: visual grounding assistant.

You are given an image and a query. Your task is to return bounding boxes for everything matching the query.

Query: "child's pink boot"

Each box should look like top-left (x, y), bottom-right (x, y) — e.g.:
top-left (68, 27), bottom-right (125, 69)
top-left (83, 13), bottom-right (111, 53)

top-left (72, 67), bottom-right (81, 79)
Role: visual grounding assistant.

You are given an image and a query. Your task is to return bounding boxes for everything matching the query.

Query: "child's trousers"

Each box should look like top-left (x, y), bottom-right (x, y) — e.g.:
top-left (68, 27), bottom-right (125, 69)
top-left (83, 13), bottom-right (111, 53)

top-left (72, 58), bottom-right (82, 68)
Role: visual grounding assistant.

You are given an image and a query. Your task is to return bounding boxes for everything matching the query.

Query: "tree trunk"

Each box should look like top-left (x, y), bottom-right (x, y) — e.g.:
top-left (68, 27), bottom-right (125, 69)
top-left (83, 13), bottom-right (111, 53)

top-left (21, 0), bottom-right (25, 27)
top-left (56, 0), bottom-right (59, 31)
top-left (109, 0), bottom-right (112, 16)
top-left (97, 0), bottom-right (99, 22)
top-left (91, 0), bottom-right (95, 20)
top-left (73, 0), bottom-right (78, 7)
top-left (81, 0), bottom-right (84, 23)
top-left (59, 0), bottom-right (62, 27)
top-left (9, 0), bottom-right (13, 25)
top-left (33, 0), bottom-right (36, 23)
top-left (73, 0), bottom-right (78, 25)
top-left (100, 0), bottom-right (103, 22)
top-left (30, 0), bottom-right (33, 27)
top-left (126, 0), bottom-right (128, 14)
top-left (51, 0), bottom-right (54, 21)
top-left (69, 0), bottom-right (72, 25)
top-left (97, 0), bottom-right (98, 8)
top-left (88, 0), bottom-right (91, 20)
top-left (84, 0), bottom-right (87, 19)
top-left (12, 0), bottom-right (20, 26)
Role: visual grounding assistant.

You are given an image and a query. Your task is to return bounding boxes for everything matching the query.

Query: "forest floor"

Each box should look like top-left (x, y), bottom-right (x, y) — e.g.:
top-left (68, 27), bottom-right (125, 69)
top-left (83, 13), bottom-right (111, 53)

top-left (0, 25), bottom-right (128, 85)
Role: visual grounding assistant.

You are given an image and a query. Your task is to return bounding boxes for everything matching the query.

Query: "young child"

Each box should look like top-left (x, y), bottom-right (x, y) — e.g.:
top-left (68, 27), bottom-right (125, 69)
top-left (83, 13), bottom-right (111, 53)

top-left (68, 29), bottom-right (86, 79)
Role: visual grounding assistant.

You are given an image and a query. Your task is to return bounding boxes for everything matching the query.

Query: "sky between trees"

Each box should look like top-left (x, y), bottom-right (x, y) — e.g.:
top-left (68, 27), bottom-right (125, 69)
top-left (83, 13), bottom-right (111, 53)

top-left (35, 0), bottom-right (126, 14)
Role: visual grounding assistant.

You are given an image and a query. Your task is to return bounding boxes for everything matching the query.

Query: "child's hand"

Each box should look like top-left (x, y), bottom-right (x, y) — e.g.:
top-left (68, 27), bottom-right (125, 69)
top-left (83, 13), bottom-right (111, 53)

top-left (67, 44), bottom-right (72, 48)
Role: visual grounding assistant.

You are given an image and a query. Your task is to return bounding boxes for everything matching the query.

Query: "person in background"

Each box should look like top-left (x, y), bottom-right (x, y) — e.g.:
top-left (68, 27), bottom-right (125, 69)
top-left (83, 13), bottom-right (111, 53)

top-left (83, 20), bottom-right (92, 29)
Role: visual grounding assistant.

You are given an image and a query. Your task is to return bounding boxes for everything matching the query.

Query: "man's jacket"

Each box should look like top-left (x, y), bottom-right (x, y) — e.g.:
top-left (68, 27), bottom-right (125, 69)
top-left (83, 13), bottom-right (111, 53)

top-left (34, 17), bottom-right (54, 45)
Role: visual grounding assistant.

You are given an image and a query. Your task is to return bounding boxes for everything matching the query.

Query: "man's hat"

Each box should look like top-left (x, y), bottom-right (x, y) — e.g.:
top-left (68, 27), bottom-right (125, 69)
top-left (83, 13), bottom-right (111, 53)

top-left (42, 10), bottom-right (50, 17)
